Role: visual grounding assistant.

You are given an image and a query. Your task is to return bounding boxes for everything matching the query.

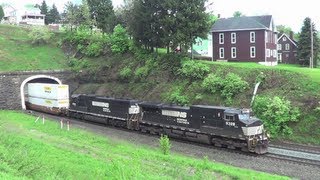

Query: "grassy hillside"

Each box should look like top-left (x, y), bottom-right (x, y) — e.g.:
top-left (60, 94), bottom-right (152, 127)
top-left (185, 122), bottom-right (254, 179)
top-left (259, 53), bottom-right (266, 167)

top-left (0, 25), bottom-right (68, 71)
top-left (0, 111), bottom-right (288, 179)
top-left (0, 25), bottom-right (319, 145)
top-left (71, 51), bottom-right (320, 145)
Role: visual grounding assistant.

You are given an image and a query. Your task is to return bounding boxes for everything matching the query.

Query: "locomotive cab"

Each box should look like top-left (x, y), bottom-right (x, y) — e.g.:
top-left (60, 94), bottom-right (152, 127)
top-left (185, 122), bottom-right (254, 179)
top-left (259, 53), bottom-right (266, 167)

top-left (237, 109), bottom-right (269, 154)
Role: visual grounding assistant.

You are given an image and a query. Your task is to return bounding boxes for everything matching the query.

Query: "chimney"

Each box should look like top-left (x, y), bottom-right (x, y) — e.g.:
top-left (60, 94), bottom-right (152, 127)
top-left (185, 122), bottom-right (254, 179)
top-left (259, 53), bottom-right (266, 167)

top-left (290, 31), bottom-right (294, 40)
top-left (218, 14), bottom-right (221, 18)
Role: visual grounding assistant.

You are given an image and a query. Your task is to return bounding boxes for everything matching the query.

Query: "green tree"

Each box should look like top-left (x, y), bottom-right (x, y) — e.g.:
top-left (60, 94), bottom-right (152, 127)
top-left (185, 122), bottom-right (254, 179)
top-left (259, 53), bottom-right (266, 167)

top-left (87, 0), bottom-right (116, 33)
top-left (0, 6), bottom-right (4, 21)
top-left (129, 0), bottom-right (210, 53)
top-left (253, 96), bottom-right (300, 137)
top-left (40, 0), bottom-right (49, 24)
top-left (297, 17), bottom-right (320, 67)
top-left (63, 1), bottom-right (93, 31)
top-left (109, 24), bottom-right (130, 54)
top-left (233, 11), bottom-right (244, 17)
top-left (47, 4), bottom-right (60, 24)
top-left (174, 0), bottom-right (211, 55)
top-left (276, 25), bottom-right (292, 35)
top-left (129, 0), bottom-right (163, 51)
top-left (114, 0), bottom-right (134, 28)
top-left (78, 0), bottom-right (93, 29)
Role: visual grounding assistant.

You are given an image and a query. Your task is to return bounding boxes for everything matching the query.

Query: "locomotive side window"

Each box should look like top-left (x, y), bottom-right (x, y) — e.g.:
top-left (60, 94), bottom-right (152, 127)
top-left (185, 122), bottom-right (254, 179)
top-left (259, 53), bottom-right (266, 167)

top-left (224, 114), bottom-right (234, 121)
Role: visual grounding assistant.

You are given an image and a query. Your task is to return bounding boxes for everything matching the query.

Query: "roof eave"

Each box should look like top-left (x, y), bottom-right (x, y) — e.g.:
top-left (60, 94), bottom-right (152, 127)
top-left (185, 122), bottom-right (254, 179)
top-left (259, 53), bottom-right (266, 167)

top-left (211, 28), bottom-right (268, 33)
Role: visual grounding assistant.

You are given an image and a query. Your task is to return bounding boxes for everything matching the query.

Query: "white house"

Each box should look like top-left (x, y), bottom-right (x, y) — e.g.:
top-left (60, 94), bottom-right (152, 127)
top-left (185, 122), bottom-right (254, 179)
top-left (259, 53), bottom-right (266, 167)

top-left (1, 4), bottom-right (18, 24)
top-left (1, 4), bottom-right (45, 26)
top-left (19, 4), bottom-right (45, 26)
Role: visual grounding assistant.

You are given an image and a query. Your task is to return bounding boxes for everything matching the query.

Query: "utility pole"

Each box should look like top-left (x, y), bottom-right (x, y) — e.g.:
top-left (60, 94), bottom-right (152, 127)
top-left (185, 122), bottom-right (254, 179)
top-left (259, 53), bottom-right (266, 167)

top-left (310, 19), bottom-right (314, 69)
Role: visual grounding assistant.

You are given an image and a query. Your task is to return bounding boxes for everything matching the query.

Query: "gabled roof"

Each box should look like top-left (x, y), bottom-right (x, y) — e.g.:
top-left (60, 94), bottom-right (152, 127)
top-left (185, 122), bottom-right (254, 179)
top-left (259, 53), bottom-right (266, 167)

top-left (211, 15), bottom-right (273, 32)
top-left (278, 33), bottom-right (297, 47)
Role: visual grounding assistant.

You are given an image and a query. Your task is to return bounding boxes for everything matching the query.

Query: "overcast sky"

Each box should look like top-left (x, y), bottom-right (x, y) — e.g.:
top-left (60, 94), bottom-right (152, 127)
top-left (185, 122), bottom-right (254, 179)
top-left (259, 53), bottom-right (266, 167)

top-left (213, 0), bottom-right (319, 32)
top-left (1, 0), bottom-right (318, 33)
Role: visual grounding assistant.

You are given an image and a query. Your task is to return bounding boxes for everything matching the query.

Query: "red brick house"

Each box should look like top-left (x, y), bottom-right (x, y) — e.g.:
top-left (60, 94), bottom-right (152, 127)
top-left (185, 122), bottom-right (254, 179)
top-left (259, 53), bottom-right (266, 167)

top-left (277, 32), bottom-right (298, 64)
top-left (211, 15), bottom-right (277, 65)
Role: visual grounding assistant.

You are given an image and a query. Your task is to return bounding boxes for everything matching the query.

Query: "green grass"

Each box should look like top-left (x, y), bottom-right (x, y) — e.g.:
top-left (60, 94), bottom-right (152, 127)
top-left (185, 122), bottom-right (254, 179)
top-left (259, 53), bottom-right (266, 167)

top-left (0, 25), bottom-right (68, 72)
top-left (202, 61), bottom-right (320, 84)
top-left (0, 110), bottom-right (288, 179)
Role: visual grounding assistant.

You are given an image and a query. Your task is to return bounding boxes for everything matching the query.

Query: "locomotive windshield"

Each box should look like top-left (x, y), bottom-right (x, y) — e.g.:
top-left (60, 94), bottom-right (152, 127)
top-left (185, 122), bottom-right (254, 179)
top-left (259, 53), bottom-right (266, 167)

top-left (238, 112), bottom-right (250, 120)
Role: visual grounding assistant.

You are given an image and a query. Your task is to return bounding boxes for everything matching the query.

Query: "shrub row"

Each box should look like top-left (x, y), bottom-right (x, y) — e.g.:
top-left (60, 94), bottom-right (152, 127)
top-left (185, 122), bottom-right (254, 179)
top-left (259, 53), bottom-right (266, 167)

top-left (202, 72), bottom-right (249, 102)
top-left (63, 25), bottom-right (132, 57)
top-left (252, 96), bottom-right (300, 137)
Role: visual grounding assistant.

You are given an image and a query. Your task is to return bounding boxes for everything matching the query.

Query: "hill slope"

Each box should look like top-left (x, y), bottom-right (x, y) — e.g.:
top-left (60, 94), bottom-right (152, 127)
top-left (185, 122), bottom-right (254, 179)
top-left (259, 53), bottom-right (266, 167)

top-left (0, 25), bottom-right (68, 72)
top-left (1, 25), bottom-right (319, 145)
top-left (71, 52), bottom-right (320, 145)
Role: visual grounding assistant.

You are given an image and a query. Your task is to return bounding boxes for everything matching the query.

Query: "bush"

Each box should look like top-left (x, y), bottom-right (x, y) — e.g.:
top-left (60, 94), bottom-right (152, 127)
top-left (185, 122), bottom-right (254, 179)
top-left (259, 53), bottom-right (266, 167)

top-left (109, 24), bottom-right (130, 54)
top-left (64, 29), bottom-right (91, 45)
top-left (68, 58), bottom-right (90, 72)
top-left (85, 42), bottom-right (103, 57)
top-left (119, 66), bottom-right (132, 81)
top-left (314, 106), bottom-right (320, 116)
top-left (221, 73), bottom-right (249, 100)
top-left (202, 73), bottom-right (224, 94)
top-left (28, 26), bottom-right (53, 45)
top-left (202, 73), bottom-right (248, 103)
top-left (179, 60), bottom-right (210, 80)
top-left (63, 29), bottom-right (108, 57)
top-left (166, 88), bottom-right (189, 106)
top-left (253, 96), bottom-right (300, 137)
top-left (159, 135), bottom-right (171, 155)
top-left (134, 66), bottom-right (150, 80)
top-left (158, 54), bottom-right (182, 75)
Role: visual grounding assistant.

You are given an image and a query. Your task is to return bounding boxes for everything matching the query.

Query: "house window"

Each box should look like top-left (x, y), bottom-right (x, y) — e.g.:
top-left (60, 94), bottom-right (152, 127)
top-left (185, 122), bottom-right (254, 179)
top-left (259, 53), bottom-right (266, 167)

top-left (283, 37), bottom-right (287, 41)
top-left (278, 53), bottom-right (282, 62)
top-left (231, 33), bottom-right (236, 44)
top-left (219, 48), bottom-right (224, 58)
top-left (273, 50), bottom-right (277, 57)
top-left (285, 44), bottom-right (290, 50)
top-left (219, 33), bottom-right (224, 44)
top-left (265, 32), bottom-right (268, 43)
top-left (250, 32), bottom-right (255, 43)
top-left (231, 47), bottom-right (236, 58)
top-left (266, 49), bottom-right (270, 58)
top-left (250, 46), bottom-right (256, 58)
top-left (277, 44), bottom-right (282, 50)
top-left (286, 54), bottom-right (289, 58)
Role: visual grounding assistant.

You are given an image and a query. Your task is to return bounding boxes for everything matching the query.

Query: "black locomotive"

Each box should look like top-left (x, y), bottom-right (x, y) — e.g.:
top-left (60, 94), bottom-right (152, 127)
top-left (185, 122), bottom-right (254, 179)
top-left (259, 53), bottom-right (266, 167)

top-left (67, 94), bottom-right (268, 154)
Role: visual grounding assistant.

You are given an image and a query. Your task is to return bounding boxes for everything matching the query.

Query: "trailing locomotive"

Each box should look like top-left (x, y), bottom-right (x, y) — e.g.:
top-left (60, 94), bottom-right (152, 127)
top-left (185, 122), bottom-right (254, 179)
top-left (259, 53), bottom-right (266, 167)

top-left (66, 94), bottom-right (268, 154)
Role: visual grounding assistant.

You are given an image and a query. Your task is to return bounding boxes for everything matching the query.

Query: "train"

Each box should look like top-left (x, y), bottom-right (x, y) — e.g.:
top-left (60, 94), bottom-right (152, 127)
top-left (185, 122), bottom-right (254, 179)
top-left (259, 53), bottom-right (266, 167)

top-left (25, 83), bottom-right (269, 154)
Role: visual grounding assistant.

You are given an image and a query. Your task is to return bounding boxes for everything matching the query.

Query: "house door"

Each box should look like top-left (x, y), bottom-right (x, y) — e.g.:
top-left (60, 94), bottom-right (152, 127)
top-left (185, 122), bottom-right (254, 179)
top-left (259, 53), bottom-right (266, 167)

top-left (277, 53), bottom-right (282, 62)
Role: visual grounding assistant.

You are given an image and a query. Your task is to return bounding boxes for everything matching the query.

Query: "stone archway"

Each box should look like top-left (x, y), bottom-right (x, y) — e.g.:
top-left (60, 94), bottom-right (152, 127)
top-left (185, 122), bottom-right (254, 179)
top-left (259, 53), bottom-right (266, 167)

top-left (20, 75), bottom-right (62, 110)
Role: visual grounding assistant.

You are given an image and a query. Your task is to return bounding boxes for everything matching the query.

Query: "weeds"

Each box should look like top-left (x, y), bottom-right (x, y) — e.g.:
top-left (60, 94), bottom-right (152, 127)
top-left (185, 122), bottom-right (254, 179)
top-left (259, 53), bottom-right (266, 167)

top-left (159, 135), bottom-right (171, 155)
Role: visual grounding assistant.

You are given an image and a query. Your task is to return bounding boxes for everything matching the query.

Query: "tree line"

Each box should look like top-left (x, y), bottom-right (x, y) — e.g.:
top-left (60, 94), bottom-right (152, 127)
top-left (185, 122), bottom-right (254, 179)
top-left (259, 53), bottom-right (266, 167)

top-left (62, 0), bottom-right (211, 53)
top-left (277, 18), bottom-right (319, 67)
top-left (34, 1), bottom-right (320, 66)
top-left (36, 0), bottom-right (60, 25)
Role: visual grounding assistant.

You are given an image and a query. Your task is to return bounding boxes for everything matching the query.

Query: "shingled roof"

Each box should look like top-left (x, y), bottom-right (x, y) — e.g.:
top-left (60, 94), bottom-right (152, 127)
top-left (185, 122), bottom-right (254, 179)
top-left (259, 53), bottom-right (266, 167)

top-left (211, 15), bottom-right (273, 32)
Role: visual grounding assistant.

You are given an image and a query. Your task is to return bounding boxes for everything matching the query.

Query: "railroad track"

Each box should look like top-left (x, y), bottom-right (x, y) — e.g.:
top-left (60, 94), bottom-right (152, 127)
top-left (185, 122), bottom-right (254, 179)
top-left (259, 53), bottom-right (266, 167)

top-left (269, 143), bottom-right (320, 155)
top-left (25, 110), bottom-right (320, 167)
top-left (265, 152), bottom-right (320, 167)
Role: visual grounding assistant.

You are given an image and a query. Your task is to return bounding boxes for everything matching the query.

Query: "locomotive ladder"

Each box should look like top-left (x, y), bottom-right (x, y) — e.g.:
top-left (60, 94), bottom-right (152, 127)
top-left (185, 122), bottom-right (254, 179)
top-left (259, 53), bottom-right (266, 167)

top-left (127, 113), bottom-right (140, 130)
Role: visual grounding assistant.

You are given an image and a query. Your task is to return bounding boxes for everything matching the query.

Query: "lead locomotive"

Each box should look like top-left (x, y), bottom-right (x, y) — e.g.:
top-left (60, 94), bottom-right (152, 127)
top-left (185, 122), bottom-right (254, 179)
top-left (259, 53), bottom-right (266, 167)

top-left (66, 94), bottom-right (268, 154)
